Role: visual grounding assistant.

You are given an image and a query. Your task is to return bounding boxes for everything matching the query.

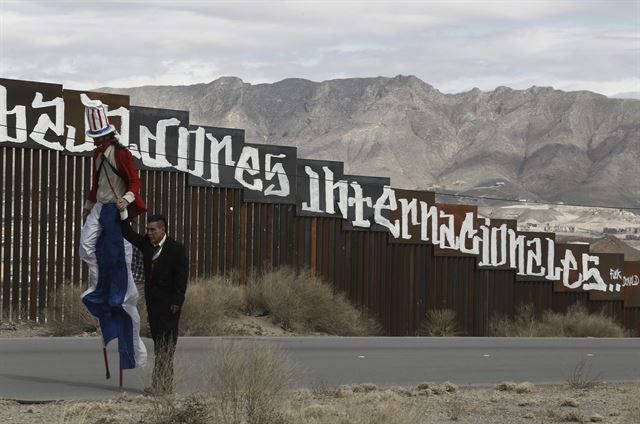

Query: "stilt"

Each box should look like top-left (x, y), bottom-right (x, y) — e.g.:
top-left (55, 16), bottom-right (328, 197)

top-left (119, 367), bottom-right (123, 389)
top-left (103, 347), bottom-right (110, 379)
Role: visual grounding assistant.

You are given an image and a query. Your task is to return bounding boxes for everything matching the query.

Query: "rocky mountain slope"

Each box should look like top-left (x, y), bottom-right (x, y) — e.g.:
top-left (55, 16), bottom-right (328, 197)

top-left (102, 75), bottom-right (640, 208)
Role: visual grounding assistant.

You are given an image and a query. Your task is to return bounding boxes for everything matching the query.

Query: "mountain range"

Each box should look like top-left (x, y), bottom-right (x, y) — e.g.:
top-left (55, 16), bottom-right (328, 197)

top-left (102, 75), bottom-right (640, 209)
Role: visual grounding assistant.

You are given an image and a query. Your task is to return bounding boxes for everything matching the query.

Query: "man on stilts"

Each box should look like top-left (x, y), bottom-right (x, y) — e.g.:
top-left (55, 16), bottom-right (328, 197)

top-left (78, 95), bottom-right (147, 387)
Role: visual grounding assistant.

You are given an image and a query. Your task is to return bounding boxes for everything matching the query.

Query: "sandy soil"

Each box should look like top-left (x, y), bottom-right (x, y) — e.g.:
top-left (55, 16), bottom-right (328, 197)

top-left (1, 382), bottom-right (638, 424)
top-left (0, 321), bottom-right (52, 338)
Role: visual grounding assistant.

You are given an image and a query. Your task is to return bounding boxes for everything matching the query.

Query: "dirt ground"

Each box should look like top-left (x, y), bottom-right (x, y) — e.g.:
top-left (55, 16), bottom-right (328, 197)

top-left (0, 314), bottom-right (300, 339)
top-left (0, 381), bottom-right (638, 424)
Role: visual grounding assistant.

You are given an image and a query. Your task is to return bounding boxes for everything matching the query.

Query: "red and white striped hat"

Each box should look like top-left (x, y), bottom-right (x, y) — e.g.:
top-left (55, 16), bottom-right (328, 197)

top-left (80, 94), bottom-right (116, 138)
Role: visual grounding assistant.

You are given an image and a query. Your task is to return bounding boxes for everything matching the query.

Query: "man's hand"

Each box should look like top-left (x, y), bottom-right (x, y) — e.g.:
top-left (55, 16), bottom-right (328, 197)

top-left (170, 304), bottom-right (180, 314)
top-left (82, 209), bottom-right (91, 223)
top-left (116, 197), bottom-right (129, 211)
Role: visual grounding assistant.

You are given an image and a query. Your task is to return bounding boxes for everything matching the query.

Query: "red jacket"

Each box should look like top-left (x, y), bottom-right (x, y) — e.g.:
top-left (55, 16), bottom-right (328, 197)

top-left (87, 143), bottom-right (147, 218)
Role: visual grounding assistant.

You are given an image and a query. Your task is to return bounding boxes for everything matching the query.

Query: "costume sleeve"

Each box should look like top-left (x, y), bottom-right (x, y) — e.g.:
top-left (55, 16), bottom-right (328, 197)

top-left (115, 148), bottom-right (142, 204)
top-left (171, 243), bottom-right (189, 307)
top-left (119, 218), bottom-right (145, 250)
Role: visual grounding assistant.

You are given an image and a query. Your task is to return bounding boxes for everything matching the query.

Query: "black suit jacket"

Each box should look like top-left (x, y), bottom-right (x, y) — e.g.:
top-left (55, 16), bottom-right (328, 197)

top-left (120, 220), bottom-right (188, 309)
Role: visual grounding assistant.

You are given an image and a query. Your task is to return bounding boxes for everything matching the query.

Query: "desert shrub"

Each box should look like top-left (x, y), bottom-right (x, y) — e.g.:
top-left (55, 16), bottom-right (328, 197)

top-left (538, 304), bottom-right (629, 337)
top-left (490, 303), bottom-right (629, 337)
top-left (180, 275), bottom-right (245, 336)
top-left (245, 268), bottom-right (380, 336)
top-left (566, 359), bottom-right (601, 389)
top-left (207, 340), bottom-right (295, 424)
top-left (490, 304), bottom-right (539, 337)
top-left (417, 309), bottom-right (462, 336)
top-left (46, 283), bottom-right (98, 336)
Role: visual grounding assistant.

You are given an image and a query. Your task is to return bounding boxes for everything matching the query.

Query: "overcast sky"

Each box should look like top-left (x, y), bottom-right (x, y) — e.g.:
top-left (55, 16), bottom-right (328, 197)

top-left (1, 0), bottom-right (638, 97)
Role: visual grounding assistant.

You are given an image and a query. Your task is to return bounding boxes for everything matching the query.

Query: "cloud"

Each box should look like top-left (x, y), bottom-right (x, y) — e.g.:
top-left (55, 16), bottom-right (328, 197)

top-left (0, 0), bottom-right (637, 95)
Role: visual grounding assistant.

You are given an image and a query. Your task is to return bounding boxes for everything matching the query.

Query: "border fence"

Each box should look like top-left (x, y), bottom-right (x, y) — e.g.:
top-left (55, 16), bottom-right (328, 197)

top-left (1, 77), bottom-right (639, 336)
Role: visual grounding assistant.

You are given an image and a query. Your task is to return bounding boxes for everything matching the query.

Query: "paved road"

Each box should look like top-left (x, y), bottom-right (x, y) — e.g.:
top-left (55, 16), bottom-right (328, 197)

top-left (0, 337), bottom-right (638, 400)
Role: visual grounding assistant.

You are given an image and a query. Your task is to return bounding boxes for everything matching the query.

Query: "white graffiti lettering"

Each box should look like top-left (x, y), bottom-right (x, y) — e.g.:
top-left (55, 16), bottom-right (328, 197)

top-left (477, 219), bottom-right (503, 267)
top-left (419, 201), bottom-right (439, 245)
top-left (610, 268), bottom-right (622, 280)
top-left (622, 274), bottom-right (640, 287)
top-left (374, 187), bottom-right (399, 237)
top-left (561, 249), bottom-right (582, 289)
top-left (580, 254), bottom-right (608, 292)
top-left (138, 118), bottom-right (178, 168)
top-left (459, 212), bottom-right (479, 255)
top-left (264, 153), bottom-right (289, 197)
top-left (31, 92), bottom-right (64, 151)
top-left (176, 126), bottom-right (203, 176)
top-left (301, 166), bottom-right (321, 212)
top-left (323, 167), bottom-right (348, 218)
top-left (0, 85), bottom-right (27, 144)
top-left (398, 198), bottom-right (419, 240)
top-left (348, 182), bottom-right (372, 228)
top-left (207, 134), bottom-right (235, 184)
top-left (235, 146), bottom-right (262, 191)
top-left (2, 84), bottom-right (633, 295)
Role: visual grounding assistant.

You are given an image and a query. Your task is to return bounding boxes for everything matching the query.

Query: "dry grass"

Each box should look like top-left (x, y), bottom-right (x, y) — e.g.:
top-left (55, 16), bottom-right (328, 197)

top-left (56, 403), bottom-right (91, 424)
top-left (136, 286), bottom-right (149, 338)
top-left (629, 401), bottom-right (640, 423)
top-left (148, 340), bottom-right (182, 396)
top-left (560, 410), bottom-right (586, 422)
top-left (344, 398), bottom-right (420, 424)
top-left (538, 304), bottom-right (630, 337)
top-left (490, 303), bottom-right (630, 337)
top-left (489, 304), bottom-right (540, 337)
top-left (245, 268), bottom-right (380, 336)
top-left (141, 341), bottom-right (205, 424)
top-left (446, 397), bottom-right (467, 421)
top-left (206, 340), bottom-right (295, 424)
top-left (3, 382), bottom-right (639, 424)
top-left (46, 283), bottom-right (98, 336)
top-left (42, 269), bottom-right (381, 338)
top-left (180, 275), bottom-right (245, 336)
top-left (142, 340), bottom-right (295, 424)
top-left (417, 309), bottom-right (462, 336)
top-left (143, 393), bottom-right (210, 424)
top-left (566, 359), bottom-right (601, 390)
top-left (287, 391), bottom-right (423, 424)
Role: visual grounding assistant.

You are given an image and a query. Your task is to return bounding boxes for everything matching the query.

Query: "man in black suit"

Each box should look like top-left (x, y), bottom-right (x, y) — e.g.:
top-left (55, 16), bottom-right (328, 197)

top-left (119, 214), bottom-right (188, 395)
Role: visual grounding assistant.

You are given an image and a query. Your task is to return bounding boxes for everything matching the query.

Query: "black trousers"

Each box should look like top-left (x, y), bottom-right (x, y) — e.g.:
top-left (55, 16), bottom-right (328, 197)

top-left (147, 303), bottom-right (180, 393)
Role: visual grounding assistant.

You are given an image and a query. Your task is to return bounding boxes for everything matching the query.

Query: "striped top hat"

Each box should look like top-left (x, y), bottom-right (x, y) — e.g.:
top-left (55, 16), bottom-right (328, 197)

top-left (81, 93), bottom-right (117, 138)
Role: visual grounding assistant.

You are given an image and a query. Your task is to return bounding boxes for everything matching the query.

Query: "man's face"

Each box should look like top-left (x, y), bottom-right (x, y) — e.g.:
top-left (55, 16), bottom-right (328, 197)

top-left (146, 221), bottom-right (166, 245)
